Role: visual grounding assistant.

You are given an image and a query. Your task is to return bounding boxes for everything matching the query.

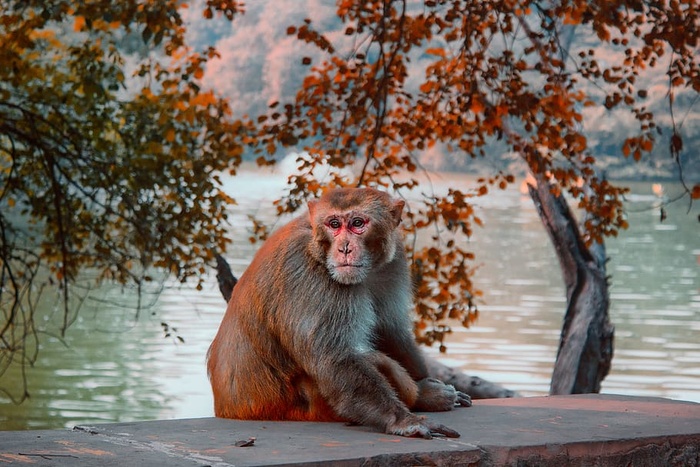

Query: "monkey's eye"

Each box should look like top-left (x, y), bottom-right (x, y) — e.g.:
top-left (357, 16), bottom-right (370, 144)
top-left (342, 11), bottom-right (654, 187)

top-left (350, 217), bottom-right (366, 229)
top-left (328, 218), bottom-right (342, 229)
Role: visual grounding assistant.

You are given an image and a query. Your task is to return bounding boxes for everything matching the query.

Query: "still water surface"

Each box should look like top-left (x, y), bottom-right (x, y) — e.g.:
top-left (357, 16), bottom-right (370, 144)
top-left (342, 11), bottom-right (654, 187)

top-left (1, 168), bottom-right (698, 430)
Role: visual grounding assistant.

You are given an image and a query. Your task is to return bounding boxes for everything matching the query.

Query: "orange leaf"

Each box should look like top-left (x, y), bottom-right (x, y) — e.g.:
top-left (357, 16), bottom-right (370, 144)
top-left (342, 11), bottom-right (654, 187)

top-left (425, 47), bottom-right (446, 57)
top-left (191, 91), bottom-right (217, 107)
top-left (622, 140), bottom-right (631, 157)
top-left (420, 81), bottom-right (437, 93)
top-left (470, 97), bottom-right (484, 114)
top-left (563, 10), bottom-right (581, 25)
top-left (691, 184), bottom-right (700, 200)
top-left (74, 16), bottom-right (86, 32)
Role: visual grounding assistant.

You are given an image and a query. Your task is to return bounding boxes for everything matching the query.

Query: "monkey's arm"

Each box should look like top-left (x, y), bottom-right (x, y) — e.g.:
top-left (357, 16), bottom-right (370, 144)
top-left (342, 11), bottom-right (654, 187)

top-left (280, 285), bottom-right (460, 438)
top-left (369, 252), bottom-right (431, 380)
top-left (302, 344), bottom-right (461, 438)
top-left (370, 255), bottom-right (472, 410)
top-left (375, 324), bottom-right (472, 411)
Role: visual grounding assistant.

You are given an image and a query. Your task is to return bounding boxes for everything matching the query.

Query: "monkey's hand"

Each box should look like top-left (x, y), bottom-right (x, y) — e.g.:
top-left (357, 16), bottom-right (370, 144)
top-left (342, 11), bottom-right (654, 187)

top-left (413, 378), bottom-right (472, 412)
top-left (387, 413), bottom-right (460, 439)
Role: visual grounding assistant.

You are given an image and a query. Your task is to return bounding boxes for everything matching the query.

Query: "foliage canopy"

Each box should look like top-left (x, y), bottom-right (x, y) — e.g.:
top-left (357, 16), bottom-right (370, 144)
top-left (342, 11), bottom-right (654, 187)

top-left (250, 0), bottom-right (699, 346)
top-left (0, 0), bottom-right (244, 401)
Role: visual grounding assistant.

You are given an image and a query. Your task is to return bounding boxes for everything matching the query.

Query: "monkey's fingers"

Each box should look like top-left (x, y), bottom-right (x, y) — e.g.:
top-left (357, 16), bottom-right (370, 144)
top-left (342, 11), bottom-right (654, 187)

top-left (455, 391), bottom-right (472, 407)
top-left (387, 420), bottom-right (433, 439)
top-left (424, 420), bottom-right (461, 438)
top-left (388, 419), bottom-right (461, 439)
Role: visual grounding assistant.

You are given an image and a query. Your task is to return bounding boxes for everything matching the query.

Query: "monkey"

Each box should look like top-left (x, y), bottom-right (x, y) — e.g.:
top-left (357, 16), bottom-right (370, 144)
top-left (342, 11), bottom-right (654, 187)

top-left (207, 187), bottom-right (471, 438)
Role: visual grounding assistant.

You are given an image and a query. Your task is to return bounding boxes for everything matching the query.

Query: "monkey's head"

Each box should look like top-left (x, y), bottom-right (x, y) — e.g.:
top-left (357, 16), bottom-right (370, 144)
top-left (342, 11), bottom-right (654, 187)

top-left (308, 188), bottom-right (405, 285)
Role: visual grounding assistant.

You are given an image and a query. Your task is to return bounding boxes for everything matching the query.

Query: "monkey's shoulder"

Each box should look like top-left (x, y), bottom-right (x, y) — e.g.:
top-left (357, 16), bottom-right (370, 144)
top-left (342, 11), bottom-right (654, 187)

top-left (238, 215), bottom-right (316, 284)
top-left (264, 215), bottom-right (313, 259)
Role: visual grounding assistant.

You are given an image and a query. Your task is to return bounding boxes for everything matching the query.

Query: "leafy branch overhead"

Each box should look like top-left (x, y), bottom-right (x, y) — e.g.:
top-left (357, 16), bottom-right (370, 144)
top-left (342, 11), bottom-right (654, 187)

top-left (0, 0), bottom-right (245, 401)
top-left (249, 0), bottom-right (699, 345)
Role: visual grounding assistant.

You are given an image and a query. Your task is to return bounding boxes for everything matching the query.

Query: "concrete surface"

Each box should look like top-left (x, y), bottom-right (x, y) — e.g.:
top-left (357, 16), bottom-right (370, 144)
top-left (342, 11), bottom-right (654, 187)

top-left (1, 394), bottom-right (699, 466)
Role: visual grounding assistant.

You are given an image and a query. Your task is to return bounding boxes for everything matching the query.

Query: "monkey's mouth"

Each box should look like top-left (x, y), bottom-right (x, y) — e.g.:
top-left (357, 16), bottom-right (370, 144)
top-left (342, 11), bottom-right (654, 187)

top-left (329, 262), bottom-right (369, 285)
top-left (334, 262), bottom-right (368, 272)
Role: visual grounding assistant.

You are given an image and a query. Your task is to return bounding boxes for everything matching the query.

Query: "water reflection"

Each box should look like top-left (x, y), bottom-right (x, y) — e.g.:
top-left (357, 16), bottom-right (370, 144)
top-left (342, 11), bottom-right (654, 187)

top-left (437, 177), bottom-right (700, 403)
top-left (0, 169), bottom-right (698, 430)
top-left (0, 284), bottom-right (169, 430)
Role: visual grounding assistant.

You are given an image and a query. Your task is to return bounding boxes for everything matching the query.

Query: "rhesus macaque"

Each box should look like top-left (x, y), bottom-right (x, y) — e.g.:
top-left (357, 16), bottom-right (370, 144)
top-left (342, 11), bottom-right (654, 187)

top-left (207, 187), bottom-right (471, 438)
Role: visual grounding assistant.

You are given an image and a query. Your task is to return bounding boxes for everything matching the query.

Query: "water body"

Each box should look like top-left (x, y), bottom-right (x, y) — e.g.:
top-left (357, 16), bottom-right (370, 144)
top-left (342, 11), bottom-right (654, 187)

top-left (1, 167), bottom-right (698, 430)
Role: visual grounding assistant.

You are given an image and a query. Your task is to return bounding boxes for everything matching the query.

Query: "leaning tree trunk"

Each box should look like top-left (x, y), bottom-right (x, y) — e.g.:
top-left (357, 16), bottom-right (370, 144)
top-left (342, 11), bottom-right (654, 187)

top-left (527, 176), bottom-right (615, 394)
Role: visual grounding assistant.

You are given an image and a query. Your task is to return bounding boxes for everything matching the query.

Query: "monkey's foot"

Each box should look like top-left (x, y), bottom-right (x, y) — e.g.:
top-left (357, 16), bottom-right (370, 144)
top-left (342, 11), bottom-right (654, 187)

top-left (456, 390), bottom-right (472, 407)
top-left (414, 378), bottom-right (473, 411)
top-left (386, 415), bottom-right (460, 439)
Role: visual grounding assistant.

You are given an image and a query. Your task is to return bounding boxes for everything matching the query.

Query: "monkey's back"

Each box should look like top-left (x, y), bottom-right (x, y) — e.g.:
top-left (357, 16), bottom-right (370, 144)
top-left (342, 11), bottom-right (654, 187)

top-left (207, 215), bottom-right (342, 421)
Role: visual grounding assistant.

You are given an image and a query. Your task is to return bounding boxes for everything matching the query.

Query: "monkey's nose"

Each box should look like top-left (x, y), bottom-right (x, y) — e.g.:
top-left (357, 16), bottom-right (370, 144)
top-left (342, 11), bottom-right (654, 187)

top-left (339, 243), bottom-right (352, 255)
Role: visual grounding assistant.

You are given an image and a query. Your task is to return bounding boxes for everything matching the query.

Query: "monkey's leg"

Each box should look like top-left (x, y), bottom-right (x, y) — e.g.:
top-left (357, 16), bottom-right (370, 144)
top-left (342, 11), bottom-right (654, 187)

top-left (366, 351), bottom-right (419, 408)
top-left (316, 354), bottom-right (460, 439)
top-left (286, 374), bottom-right (342, 422)
top-left (369, 352), bottom-right (471, 412)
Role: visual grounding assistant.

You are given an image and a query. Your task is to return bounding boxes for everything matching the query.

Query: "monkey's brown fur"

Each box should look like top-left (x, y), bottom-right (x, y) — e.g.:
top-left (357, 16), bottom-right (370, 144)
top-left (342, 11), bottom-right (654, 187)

top-left (207, 187), bottom-right (470, 438)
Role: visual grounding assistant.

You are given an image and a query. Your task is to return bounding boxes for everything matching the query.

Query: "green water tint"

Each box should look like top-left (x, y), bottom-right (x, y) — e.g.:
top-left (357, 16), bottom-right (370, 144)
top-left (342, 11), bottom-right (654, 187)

top-left (1, 172), bottom-right (698, 430)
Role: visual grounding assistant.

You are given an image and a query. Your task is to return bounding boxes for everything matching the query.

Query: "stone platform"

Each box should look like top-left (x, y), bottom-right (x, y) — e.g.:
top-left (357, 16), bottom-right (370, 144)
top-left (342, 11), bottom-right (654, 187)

top-left (1, 394), bottom-right (699, 466)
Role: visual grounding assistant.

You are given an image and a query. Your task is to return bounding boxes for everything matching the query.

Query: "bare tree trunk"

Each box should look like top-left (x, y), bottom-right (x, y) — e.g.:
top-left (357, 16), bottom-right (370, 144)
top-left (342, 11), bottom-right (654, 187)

top-left (527, 176), bottom-right (614, 394)
top-left (213, 254), bottom-right (516, 399)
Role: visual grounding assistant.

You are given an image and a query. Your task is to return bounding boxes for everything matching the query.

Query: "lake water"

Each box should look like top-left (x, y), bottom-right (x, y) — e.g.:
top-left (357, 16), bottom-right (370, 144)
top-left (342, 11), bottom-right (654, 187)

top-left (1, 167), bottom-right (698, 430)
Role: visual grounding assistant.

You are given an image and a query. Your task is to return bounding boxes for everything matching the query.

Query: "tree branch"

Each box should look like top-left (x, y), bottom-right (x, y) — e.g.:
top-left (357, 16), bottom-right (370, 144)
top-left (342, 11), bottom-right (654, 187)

top-left (527, 176), bottom-right (614, 394)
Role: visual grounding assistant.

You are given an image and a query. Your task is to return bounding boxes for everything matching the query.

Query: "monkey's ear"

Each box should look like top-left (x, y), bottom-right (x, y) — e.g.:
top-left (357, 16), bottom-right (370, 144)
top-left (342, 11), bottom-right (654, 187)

top-left (308, 200), bottom-right (318, 220)
top-left (390, 199), bottom-right (405, 228)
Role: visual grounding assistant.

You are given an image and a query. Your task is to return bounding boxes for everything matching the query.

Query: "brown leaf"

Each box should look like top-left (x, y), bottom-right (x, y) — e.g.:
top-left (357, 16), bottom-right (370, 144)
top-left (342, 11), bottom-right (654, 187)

top-left (235, 437), bottom-right (256, 447)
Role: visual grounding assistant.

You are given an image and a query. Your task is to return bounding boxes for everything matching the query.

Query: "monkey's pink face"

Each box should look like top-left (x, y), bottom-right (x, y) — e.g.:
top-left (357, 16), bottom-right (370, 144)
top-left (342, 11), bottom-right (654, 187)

top-left (323, 214), bottom-right (372, 285)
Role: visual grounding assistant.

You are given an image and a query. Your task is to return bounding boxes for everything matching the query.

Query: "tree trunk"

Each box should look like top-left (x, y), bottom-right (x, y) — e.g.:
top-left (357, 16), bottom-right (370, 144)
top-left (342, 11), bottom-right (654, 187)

top-left (527, 176), bottom-right (614, 394)
top-left (213, 254), bottom-right (516, 399)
